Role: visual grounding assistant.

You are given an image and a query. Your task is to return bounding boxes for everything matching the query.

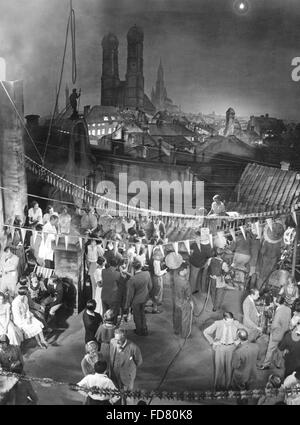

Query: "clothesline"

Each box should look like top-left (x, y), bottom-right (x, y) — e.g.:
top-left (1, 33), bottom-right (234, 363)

top-left (2, 214), bottom-right (289, 257)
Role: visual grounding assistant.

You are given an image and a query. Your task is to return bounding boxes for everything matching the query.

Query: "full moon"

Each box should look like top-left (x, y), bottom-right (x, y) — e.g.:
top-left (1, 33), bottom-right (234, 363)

top-left (233, 0), bottom-right (250, 15)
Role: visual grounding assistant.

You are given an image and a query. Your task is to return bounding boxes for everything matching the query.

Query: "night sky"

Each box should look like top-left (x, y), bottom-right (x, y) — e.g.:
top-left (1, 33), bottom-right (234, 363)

top-left (1, 0), bottom-right (300, 120)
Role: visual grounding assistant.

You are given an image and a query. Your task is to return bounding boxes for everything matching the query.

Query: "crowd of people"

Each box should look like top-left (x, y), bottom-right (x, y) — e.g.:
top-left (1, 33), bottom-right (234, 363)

top-left (1, 199), bottom-right (300, 405)
top-left (202, 291), bottom-right (300, 405)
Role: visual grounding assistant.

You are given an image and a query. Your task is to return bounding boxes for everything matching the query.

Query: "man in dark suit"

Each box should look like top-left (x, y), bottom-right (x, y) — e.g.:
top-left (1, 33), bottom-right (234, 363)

top-left (101, 258), bottom-right (121, 323)
top-left (125, 260), bottom-right (152, 336)
top-left (259, 295), bottom-right (291, 370)
top-left (109, 328), bottom-right (142, 404)
top-left (41, 276), bottom-right (64, 328)
top-left (231, 329), bottom-right (259, 390)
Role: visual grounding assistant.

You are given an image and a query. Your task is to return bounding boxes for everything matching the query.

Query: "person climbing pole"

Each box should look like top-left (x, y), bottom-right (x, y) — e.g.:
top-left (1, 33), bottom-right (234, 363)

top-left (69, 88), bottom-right (81, 119)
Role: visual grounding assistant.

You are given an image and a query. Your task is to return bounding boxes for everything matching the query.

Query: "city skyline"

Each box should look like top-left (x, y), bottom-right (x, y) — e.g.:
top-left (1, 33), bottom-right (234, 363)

top-left (1, 0), bottom-right (300, 120)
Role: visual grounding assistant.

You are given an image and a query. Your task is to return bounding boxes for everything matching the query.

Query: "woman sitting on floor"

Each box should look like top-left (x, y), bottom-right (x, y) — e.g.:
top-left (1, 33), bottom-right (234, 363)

top-left (11, 287), bottom-right (48, 349)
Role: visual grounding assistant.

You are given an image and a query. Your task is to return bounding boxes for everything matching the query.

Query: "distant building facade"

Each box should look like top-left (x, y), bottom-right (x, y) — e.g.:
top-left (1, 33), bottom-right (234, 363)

top-left (247, 114), bottom-right (286, 138)
top-left (85, 106), bottom-right (122, 149)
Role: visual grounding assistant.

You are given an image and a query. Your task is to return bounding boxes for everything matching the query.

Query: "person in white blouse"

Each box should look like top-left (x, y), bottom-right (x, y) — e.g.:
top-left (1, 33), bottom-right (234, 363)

top-left (77, 360), bottom-right (119, 405)
top-left (94, 257), bottom-right (106, 315)
top-left (0, 247), bottom-right (20, 298)
top-left (122, 217), bottom-right (136, 234)
top-left (28, 201), bottom-right (43, 228)
top-left (43, 205), bottom-right (58, 225)
top-left (43, 215), bottom-right (58, 269)
top-left (150, 244), bottom-right (167, 314)
top-left (135, 246), bottom-right (147, 268)
top-left (86, 240), bottom-right (102, 298)
top-left (58, 206), bottom-right (71, 235)
top-left (11, 287), bottom-right (48, 349)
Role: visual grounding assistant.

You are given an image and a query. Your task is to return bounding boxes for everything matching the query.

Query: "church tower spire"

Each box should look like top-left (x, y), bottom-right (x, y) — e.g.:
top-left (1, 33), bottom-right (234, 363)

top-left (157, 58), bottom-right (164, 82)
top-left (153, 59), bottom-right (167, 110)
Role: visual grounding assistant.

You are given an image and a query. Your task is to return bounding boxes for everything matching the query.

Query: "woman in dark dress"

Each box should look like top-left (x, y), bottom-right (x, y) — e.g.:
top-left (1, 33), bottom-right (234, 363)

top-left (278, 324), bottom-right (300, 378)
top-left (82, 299), bottom-right (102, 343)
top-left (95, 309), bottom-right (117, 362)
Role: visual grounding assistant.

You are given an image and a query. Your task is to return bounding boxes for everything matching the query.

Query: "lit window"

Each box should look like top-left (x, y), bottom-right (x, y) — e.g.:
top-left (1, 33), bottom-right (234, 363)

top-left (102, 128), bottom-right (105, 135)
top-left (92, 129), bottom-right (96, 136)
top-left (92, 123), bottom-right (96, 127)
top-left (108, 128), bottom-right (112, 134)
top-left (97, 129), bottom-right (101, 136)
top-left (88, 130), bottom-right (91, 135)
top-left (111, 116), bottom-right (115, 120)
top-left (103, 116), bottom-right (108, 121)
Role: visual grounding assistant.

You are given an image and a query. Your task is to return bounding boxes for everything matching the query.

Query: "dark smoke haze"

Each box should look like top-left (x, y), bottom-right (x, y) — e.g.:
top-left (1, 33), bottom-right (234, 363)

top-left (1, 0), bottom-right (300, 120)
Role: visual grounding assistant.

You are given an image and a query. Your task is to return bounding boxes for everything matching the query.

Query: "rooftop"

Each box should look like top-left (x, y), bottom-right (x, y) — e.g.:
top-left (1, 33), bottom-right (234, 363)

top-left (227, 162), bottom-right (300, 212)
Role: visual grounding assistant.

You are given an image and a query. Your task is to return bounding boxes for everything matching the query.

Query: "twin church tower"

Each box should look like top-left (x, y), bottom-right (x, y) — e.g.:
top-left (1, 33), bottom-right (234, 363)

top-left (101, 25), bottom-right (147, 110)
top-left (101, 25), bottom-right (177, 113)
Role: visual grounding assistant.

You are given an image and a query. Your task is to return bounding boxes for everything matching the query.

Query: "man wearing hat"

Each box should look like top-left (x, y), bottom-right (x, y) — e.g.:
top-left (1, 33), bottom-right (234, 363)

top-left (189, 231), bottom-right (212, 294)
top-left (231, 328), bottom-right (259, 390)
top-left (259, 295), bottom-right (291, 370)
top-left (207, 248), bottom-right (234, 311)
top-left (168, 254), bottom-right (193, 338)
top-left (150, 242), bottom-right (167, 314)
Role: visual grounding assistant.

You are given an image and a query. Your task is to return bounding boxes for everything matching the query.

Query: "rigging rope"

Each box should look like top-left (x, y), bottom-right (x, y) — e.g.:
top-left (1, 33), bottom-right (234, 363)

top-left (42, 0), bottom-right (77, 164)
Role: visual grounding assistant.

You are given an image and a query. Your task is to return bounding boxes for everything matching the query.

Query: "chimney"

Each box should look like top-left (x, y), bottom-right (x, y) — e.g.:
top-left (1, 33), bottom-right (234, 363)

top-left (83, 105), bottom-right (91, 118)
top-left (265, 113), bottom-right (269, 118)
top-left (280, 161), bottom-right (290, 171)
top-left (25, 114), bottom-right (40, 127)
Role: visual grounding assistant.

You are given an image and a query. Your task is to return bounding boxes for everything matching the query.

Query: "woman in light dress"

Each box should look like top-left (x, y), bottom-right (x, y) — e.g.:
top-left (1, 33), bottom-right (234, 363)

top-left (279, 277), bottom-right (299, 308)
top-left (81, 340), bottom-right (104, 376)
top-left (11, 287), bottom-right (48, 349)
top-left (0, 292), bottom-right (23, 346)
top-left (94, 257), bottom-right (106, 316)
